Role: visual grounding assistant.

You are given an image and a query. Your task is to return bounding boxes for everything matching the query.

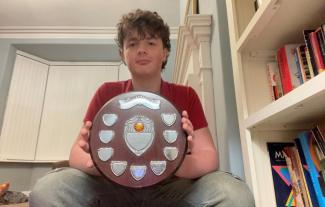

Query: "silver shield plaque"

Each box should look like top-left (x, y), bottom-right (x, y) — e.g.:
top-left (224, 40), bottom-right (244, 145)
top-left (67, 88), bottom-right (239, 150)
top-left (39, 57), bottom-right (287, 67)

top-left (130, 165), bottom-right (147, 181)
top-left (163, 130), bottom-right (178, 144)
top-left (161, 113), bottom-right (176, 126)
top-left (98, 147), bottom-right (114, 162)
top-left (99, 130), bottom-right (114, 143)
top-left (124, 116), bottom-right (154, 156)
top-left (102, 114), bottom-right (118, 126)
top-left (110, 161), bottom-right (127, 176)
top-left (163, 147), bottom-right (179, 161)
top-left (150, 161), bottom-right (167, 176)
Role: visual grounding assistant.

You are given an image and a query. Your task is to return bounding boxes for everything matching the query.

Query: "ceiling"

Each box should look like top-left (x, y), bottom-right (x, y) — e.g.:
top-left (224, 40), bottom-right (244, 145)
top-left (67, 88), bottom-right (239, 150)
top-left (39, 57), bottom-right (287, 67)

top-left (0, 0), bottom-right (180, 27)
top-left (0, 0), bottom-right (180, 63)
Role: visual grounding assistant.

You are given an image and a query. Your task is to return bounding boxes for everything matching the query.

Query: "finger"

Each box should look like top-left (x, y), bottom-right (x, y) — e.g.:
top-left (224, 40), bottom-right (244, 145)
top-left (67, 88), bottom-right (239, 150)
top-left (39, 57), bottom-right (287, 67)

top-left (182, 117), bottom-right (193, 130)
top-left (78, 139), bottom-right (90, 152)
top-left (182, 122), bottom-right (194, 136)
top-left (84, 121), bottom-right (92, 129)
top-left (86, 159), bottom-right (94, 168)
top-left (80, 121), bottom-right (92, 141)
top-left (182, 110), bottom-right (189, 118)
top-left (187, 135), bottom-right (194, 154)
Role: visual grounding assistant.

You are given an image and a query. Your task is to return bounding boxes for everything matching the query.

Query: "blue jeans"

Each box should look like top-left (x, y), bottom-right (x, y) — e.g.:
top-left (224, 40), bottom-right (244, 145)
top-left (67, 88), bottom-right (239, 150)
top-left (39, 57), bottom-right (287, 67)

top-left (29, 167), bottom-right (254, 207)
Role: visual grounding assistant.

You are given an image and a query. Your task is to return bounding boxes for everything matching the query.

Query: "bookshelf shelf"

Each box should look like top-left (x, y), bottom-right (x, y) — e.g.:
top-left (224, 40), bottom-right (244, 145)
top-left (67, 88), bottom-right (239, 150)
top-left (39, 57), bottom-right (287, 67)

top-left (226, 0), bottom-right (325, 206)
top-left (245, 71), bottom-right (325, 130)
top-left (237, 0), bottom-right (325, 52)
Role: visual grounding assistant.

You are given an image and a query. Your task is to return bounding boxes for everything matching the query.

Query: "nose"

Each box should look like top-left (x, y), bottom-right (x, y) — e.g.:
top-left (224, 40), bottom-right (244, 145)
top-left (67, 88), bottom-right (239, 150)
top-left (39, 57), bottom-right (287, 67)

top-left (137, 42), bottom-right (147, 55)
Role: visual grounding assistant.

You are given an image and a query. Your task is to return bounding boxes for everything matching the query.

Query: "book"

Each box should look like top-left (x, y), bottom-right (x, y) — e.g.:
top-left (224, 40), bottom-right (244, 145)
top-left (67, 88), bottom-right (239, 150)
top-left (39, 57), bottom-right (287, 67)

top-left (277, 44), bottom-right (302, 94)
top-left (303, 30), bottom-right (319, 76)
top-left (298, 131), bottom-right (325, 206)
top-left (296, 45), bottom-right (312, 82)
top-left (284, 146), bottom-right (309, 206)
top-left (294, 47), bottom-right (304, 84)
top-left (267, 142), bottom-right (296, 207)
top-left (315, 28), bottom-right (325, 71)
top-left (295, 138), bottom-right (320, 207)
top-left (309, 31), bottom-right (325, 73)
top-left (266, 62), bottom-right (284, 100)
top-left (305, 46), bottom-right (316, 79)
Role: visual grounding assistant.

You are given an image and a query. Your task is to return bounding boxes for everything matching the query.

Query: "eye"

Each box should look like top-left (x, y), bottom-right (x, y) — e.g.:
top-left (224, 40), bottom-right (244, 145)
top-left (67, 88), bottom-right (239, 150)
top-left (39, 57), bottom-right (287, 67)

top-left (127, 42), bottom-right (137, 48)
top-left (149, 41), bottom-right (155, 45)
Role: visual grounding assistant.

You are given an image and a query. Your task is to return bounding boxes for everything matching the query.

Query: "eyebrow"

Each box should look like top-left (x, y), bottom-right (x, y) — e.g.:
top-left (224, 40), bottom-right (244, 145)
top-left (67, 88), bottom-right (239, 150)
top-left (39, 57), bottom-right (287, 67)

top-left (125, 34), bottom-right (158, 42)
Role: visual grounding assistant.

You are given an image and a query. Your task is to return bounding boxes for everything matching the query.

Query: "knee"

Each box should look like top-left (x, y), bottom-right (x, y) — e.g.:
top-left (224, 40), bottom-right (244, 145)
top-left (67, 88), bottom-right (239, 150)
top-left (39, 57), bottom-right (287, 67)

top-left (195, 171), bottom-right (255, 207)
top-left (29, 167), bottom-right (89, 205)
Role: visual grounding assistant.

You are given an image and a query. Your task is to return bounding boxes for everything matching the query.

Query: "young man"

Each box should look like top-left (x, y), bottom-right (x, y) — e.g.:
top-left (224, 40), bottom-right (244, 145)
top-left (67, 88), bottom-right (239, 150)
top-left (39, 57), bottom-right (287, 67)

top-left (30, 9), bottom-right (254, 207)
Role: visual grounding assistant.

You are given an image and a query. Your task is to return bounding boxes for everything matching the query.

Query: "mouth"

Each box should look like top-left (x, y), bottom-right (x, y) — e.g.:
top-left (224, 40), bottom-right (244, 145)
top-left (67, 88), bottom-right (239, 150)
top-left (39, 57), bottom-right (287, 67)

top-left (136, 60), bottom-right (151, 65)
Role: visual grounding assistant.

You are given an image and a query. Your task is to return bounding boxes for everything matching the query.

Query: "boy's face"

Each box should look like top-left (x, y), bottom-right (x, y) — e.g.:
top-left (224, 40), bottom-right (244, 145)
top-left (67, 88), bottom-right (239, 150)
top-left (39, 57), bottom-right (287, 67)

top-left (120, 30), bottom-right (168, 79)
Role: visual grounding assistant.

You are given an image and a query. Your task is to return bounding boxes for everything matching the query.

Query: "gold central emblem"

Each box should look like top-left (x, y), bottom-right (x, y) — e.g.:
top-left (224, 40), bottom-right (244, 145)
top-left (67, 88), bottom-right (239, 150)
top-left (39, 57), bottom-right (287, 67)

top-left (134, 122), bottom-right (144, 132)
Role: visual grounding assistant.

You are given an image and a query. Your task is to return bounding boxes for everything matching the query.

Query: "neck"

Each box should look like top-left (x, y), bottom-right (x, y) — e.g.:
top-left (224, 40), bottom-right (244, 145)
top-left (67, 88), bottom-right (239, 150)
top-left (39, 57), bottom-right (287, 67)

top-left (131, 75), bottom-right (162, 94)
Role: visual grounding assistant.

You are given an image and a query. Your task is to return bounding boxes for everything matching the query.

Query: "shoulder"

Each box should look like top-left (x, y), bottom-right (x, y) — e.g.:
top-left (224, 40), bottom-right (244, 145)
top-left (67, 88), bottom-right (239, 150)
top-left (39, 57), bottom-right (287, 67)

top-left (163, 81), bottom-right (197, 96)
top-left (163, 81), bottom-right (199, 104)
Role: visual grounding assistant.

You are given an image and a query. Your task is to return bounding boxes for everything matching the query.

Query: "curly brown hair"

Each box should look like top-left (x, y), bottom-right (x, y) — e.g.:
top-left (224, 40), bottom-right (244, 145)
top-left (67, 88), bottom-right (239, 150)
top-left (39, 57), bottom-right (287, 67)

top-left (116, 9), bottom-right (171, 69)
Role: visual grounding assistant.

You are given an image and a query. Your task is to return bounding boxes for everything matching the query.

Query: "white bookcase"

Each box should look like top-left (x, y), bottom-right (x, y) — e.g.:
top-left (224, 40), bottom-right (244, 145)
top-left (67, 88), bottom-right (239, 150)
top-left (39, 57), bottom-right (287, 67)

top-left (225, 0), bottom-right (325, 206)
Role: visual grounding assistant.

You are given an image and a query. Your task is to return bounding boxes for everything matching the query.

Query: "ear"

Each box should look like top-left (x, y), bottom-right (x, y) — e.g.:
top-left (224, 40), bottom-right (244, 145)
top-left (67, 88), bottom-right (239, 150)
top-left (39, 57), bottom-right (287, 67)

top-left (162, 48), bottom-right (169, 62)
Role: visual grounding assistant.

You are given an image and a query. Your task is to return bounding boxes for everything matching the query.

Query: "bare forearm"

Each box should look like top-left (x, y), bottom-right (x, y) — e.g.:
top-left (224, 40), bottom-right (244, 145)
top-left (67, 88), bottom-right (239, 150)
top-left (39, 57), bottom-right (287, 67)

top-left (69, 144), bottom-right (100, 176)
top-left (175, 150), bottom-right (218, 179)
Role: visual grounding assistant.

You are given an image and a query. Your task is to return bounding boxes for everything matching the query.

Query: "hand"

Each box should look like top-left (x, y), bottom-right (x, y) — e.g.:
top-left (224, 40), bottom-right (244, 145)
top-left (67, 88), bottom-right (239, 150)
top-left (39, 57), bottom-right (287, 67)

top-left (181, 111), bottom-right (194, 154)
top-left (76, 121), bottom-right (95, 168)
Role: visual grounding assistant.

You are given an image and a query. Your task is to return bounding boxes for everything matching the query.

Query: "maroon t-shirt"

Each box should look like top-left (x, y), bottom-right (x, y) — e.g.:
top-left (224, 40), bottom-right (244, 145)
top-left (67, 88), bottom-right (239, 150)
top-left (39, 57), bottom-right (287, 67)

top-left (84, 79), bottom-right (208, 130)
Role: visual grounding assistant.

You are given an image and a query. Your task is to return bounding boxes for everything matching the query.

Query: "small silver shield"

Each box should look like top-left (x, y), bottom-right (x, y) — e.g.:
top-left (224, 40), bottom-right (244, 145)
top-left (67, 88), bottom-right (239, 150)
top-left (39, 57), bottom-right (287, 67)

top-left (161, 113), bottom-right (176, 126)
top-left (150, 161), bottom-right (166, 176)
top-left (130, 165), bottom-right (147, 181)
top-left (98, 147), bottom-right (114, 162)
top-left (102, 114), bottom-right (118, 126)
top-left (99, 130), bottom-right (114, 143)
top-left (163, 147), bottom-right (179, 161)
top-left (110, 161), bottom-right (127, 176)
top-left (124, 116), bottom-right (154, 156)
top-left (163, 130), bottom-right (178, 143)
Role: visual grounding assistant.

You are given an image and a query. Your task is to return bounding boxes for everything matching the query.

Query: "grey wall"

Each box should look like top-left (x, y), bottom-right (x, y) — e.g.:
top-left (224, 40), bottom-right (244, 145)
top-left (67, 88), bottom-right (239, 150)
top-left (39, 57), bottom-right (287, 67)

top-left (199, 0), bottom-right (244, 179)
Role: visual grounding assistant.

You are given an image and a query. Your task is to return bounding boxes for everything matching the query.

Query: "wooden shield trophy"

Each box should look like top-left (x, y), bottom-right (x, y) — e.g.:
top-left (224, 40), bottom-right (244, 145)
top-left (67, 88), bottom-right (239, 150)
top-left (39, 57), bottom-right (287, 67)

top-left (89, 91), bottom-right (187, 188)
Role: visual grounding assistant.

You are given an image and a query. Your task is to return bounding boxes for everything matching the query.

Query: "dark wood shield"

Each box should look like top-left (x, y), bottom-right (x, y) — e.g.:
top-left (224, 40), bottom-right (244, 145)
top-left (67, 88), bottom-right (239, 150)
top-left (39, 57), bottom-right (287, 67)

top-left (89, 91), bottom-right (187, 188)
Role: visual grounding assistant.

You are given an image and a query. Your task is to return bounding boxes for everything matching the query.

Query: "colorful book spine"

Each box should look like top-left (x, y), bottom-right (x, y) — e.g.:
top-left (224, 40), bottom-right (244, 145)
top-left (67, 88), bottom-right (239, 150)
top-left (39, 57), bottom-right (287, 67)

top-left (303, 30), bottom-right (319, 76)
top-left (277, 44), bottom-right (301, 94)
top-left (295, 138), bottom-right (320, 207)
top-left (296, 45), bottom-right (312, 82)
top-left (298, 131), bottom-right (325, 206)
top-left (267, 142), bottom-right (296, 207)
top-left (310, 32), bottom-right (325, 73)
top-left (266, 62), bottom-right (283, 100)
top-left (315, 28), bottom-right (325, 73)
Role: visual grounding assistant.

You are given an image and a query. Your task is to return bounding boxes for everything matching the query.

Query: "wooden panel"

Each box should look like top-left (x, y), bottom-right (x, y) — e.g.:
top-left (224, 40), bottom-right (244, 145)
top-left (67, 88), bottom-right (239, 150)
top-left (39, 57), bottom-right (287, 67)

top-left (35, 65), bottom-right (118, 161)
top-left (0, 55), bottom-right (48, 160)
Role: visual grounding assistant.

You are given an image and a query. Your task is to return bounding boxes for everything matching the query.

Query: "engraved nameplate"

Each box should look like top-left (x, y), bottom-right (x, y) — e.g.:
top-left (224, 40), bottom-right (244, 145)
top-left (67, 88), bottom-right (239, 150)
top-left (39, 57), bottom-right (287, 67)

top-left (119, 95), bottom-right (160, 110)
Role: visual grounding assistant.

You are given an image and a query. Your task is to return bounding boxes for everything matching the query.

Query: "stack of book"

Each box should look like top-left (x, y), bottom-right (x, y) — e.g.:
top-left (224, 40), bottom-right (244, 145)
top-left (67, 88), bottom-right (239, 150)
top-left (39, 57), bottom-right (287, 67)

top-left (267, 23), bottom-right (325, 101)
top-left (267, 120), bottom-right (325, 207)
